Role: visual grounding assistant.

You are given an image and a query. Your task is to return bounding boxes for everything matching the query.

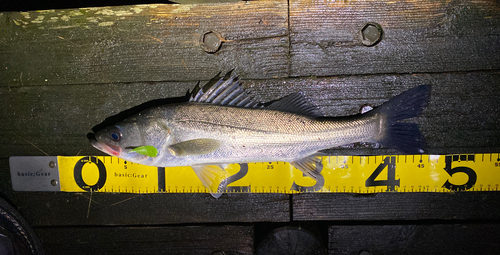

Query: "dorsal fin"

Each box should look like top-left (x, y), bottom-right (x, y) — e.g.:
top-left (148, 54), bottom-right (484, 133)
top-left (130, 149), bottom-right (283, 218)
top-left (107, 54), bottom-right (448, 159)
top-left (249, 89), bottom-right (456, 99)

top-left (266, 92), bottom-right (323, 117)
top-left (189, 73), bottom-right (260, 108)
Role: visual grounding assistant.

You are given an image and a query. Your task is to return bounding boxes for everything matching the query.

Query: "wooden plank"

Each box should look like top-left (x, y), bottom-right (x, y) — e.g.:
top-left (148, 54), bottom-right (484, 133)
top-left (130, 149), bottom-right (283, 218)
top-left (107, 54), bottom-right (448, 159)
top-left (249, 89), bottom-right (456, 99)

top-left (328, 223), bottom-right (500, 255)
top-left (0, 1), bottom-right (288, 86)
top-left (22, 192), bottom-right (289, 225)
top-left (293, 192), bottom-right (500, 221)
top-left (290, 0), bottom-right (500, 77)
top-left (2, 71), bottom-right (497, 158)
top-left (36, 225), bottom-right (253, 254)
top-left (245, 71), bottom-right (500, 155)
top-left (0, 159), bottom-right (290, 226)
top-left (0, 81), bottom-right (195, 157)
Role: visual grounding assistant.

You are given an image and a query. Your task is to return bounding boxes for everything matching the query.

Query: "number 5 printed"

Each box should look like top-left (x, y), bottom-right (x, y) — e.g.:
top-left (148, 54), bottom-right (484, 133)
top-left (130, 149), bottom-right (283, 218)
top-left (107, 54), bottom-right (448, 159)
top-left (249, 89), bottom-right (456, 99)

top-left (442, 155), bottom-right (477, 191)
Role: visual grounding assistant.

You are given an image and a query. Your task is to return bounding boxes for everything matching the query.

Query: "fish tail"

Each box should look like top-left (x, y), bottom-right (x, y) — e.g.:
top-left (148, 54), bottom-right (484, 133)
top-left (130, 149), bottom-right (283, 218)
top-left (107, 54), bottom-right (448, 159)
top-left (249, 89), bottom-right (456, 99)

top-left (373, 85), bottom-right (431, 154)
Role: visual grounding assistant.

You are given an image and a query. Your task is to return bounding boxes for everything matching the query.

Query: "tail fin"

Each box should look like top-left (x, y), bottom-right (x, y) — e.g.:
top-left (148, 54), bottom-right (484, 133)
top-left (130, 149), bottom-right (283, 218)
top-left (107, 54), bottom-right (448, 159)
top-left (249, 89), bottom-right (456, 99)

top-left (374, 85), bottom-right (431, 154)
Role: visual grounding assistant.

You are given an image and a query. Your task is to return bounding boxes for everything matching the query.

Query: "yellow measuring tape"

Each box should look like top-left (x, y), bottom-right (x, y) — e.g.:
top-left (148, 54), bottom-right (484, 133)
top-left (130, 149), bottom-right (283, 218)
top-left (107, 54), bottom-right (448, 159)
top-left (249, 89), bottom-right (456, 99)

top-left (56, 153), bottom-right (500, 194)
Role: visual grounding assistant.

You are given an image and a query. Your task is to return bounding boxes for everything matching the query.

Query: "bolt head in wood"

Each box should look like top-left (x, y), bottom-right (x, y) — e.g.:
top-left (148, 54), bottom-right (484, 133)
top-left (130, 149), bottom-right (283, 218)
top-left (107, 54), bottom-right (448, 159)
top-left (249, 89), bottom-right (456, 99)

top-left (201, 31), bottom-right (222, 53)
top-left (361, 22), bottom-right (383, 46)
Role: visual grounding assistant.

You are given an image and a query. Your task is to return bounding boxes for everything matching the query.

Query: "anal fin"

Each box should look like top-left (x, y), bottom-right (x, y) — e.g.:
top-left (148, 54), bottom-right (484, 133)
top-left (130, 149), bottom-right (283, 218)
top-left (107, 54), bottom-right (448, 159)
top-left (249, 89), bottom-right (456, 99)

top-left (291, 153), bottom-right (324, 181)
top-left (191, 165), bottom-right (229, 198)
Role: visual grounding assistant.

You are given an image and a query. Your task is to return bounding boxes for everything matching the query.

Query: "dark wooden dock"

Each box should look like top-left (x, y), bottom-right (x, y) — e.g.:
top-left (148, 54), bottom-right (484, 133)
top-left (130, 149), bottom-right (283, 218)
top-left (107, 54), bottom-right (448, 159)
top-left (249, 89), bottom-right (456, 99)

top-left (1, 0), bottom-right (499, 254)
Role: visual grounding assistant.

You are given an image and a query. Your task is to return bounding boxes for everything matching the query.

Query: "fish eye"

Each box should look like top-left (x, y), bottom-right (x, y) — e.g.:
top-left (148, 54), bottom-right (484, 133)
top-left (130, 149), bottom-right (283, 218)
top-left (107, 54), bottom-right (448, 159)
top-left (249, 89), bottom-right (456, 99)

top-left (109, 127), bottom-right (122, 142)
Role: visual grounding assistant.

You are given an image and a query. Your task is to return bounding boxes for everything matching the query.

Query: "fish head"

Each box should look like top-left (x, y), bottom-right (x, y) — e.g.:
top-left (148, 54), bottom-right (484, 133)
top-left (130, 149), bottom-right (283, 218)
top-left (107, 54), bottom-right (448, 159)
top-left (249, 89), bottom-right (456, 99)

top-left (89, 115), bottom-right (172, 164)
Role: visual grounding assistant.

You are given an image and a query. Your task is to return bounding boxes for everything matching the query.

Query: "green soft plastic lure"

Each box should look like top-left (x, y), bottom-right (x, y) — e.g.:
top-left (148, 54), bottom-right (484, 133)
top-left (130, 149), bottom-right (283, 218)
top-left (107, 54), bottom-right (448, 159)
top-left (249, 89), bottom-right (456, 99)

top-left (130, 146), bottom-right (158, 157)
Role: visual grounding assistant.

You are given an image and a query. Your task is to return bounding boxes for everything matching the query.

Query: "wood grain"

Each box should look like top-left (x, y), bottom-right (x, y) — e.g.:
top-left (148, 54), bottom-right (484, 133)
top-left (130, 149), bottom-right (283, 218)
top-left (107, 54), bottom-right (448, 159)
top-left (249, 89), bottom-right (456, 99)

top-left (6, 192), bottom-right (290, 226)
top-left (328, 223), bottom-right (500, 255)
top-left (0, 0), bottom-right (499, 240)
top-left (0, 1), bottom-right (288, 86)
top-left (0, 159), bottom-right (290, 226)
top-left (290, 0), bottom-right (500, 77)
top-left (1, 71), bottom-right (497, 158)
top-left (36, 225), bottom-right (254, 255)
top-left (293, 192), bottom-right (500, 221)
top-left (0, 1), bottom-right (499, 253)
top-left (0, 80), bottom-right (195, 157)
top-left (246, 71), bottom-right (500, 155)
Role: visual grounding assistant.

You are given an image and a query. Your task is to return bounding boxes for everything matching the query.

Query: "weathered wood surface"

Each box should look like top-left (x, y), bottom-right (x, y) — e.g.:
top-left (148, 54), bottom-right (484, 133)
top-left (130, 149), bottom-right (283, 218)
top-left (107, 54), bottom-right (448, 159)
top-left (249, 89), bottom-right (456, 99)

top-left (0, 159), bottom-right (290, 226)
top-left (0, 72), bottom-right (498, 158)
top-left (0, 1), bottom-right (289, 86)
top-left (328, 223), bottom-right (500, 255)
top-left (3, 0), bottom-right (500, 84)
top-left (7, 192), bottom-right (290, 226)
top-left (33, 222), bottom-right (500, 254)
top-left (293, 192), bottom-right (500, 221)
top-left (246, 71), bottom-right (500, 155)
top-left (0, 0), bottom-right (499, 253)
top-left (36, 225), bottom-right (254, 255)
top-left (290, 0), bottom-right (500, 77)
top-left (0, 81), bottom-right (194, 157)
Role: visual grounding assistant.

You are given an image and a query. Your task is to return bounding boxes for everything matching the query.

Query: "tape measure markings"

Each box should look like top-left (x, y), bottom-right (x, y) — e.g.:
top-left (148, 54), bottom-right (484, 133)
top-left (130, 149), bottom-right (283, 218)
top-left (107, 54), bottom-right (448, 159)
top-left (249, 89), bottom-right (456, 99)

top-left (9, 154), bottom-right (500, 193)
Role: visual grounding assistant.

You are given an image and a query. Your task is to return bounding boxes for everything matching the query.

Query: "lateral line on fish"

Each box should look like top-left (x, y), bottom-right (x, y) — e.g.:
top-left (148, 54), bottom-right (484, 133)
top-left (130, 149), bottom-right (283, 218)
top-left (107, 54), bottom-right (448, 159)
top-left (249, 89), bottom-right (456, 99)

top-left (175, 120), bottom-right (279, 133)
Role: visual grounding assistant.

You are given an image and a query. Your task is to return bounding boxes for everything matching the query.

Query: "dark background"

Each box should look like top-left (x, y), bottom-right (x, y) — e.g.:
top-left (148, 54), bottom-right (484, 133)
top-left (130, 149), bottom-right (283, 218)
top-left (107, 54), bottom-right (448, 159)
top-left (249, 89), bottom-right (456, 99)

top-left (1, 0), bottom-right (171, 12)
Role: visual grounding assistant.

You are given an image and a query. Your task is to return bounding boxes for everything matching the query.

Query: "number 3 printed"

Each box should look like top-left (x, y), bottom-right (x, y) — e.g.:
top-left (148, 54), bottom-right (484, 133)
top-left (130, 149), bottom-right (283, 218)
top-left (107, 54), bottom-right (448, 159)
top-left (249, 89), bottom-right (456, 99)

top-left (290, 160), bottom-right (325, 192)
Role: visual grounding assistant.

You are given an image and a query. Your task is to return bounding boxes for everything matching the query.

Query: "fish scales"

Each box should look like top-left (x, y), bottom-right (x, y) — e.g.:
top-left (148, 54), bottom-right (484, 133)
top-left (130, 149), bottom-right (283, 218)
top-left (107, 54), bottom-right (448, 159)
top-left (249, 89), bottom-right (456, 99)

top-left (144, 103), bottom-right (379, 164)
top-left (90, 73), bottom-right (430, 197)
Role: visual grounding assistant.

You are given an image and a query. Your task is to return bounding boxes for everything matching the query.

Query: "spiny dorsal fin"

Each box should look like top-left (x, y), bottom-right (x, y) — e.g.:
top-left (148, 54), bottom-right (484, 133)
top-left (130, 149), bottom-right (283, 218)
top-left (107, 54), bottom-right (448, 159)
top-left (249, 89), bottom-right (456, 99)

top-left (266, 93), bottom-right (323, 117)
top-left (189, 73), bottom-right (260, 108)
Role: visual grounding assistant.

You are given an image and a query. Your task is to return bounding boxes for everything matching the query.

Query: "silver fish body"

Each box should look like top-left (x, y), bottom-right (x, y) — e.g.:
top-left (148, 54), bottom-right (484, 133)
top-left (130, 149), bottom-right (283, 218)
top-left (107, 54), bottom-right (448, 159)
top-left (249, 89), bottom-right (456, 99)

top-left (141, 103), bottom-right (380, 166)
top-left (90, 74), bottom-right (430, 197)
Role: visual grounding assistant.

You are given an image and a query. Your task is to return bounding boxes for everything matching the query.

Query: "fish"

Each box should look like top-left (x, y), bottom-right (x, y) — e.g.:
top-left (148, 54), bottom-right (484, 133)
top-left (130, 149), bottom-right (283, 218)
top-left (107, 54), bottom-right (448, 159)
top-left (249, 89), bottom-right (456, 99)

top-left (90, 73), bottom-right (430, 197)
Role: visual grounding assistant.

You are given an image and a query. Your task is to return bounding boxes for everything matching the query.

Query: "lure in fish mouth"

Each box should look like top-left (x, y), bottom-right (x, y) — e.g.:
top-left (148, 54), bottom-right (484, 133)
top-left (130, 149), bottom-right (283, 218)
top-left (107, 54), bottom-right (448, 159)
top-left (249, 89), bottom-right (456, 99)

top-left (90, 73), bottom-right (430, 198)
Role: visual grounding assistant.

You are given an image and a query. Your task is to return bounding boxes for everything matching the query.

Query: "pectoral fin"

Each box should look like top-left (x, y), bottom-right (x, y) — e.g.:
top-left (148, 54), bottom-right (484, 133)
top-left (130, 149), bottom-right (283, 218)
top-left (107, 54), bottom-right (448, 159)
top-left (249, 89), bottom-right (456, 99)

top-left (191, 165), bottom-right (229, 198)
top-left (168, 139), bottom-right (221, 157)
top-left (291, 154), bottom-right (324, 181)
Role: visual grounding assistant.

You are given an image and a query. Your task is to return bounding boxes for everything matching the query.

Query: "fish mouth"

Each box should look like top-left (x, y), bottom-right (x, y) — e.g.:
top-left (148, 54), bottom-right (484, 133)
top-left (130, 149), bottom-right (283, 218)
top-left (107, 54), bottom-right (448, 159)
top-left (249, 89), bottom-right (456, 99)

top-left (89, 134), bottom-right (121, 156)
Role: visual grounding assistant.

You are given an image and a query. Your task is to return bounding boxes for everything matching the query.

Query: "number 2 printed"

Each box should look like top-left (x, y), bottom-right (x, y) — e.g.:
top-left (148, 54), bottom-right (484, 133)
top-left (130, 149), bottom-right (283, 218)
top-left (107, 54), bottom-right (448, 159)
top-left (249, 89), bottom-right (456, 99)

top-left (222, 163), bottom-right (251, 192)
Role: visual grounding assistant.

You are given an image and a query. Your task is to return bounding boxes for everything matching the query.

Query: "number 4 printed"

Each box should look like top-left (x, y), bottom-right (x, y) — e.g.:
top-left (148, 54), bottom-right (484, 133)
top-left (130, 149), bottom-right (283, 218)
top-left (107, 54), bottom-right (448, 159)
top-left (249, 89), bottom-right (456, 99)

top-left (365, 156), bottom-right (400, 191)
